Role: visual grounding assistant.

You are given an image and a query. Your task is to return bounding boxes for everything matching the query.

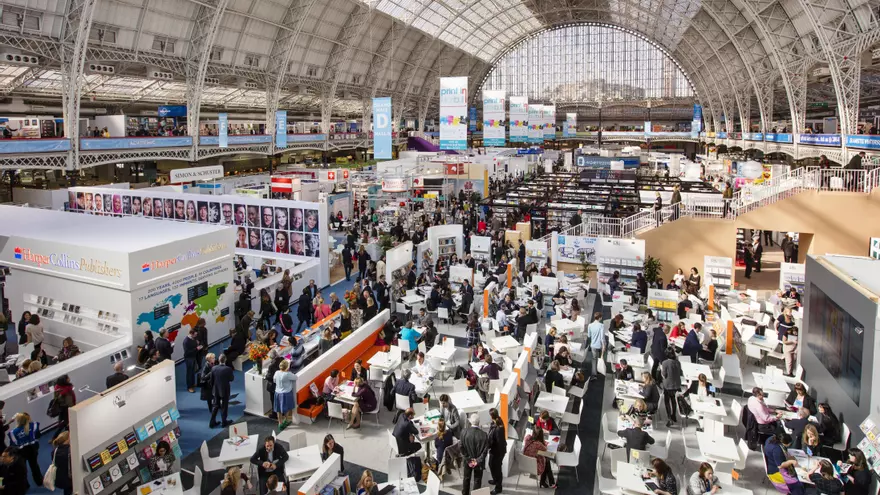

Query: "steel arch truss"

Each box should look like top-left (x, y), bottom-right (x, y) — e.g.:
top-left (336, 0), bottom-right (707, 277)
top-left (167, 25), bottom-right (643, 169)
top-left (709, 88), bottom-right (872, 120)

top-left (61, 0), bottom-right (100, 171)
top-left (79, 149), bottom-right (191, 169)
top-left (197, 145), bottom-right (271, 161)
top-left (0, 154), bottom-right (68, 170)
top-left (321, 4), bottom-right (373, 133)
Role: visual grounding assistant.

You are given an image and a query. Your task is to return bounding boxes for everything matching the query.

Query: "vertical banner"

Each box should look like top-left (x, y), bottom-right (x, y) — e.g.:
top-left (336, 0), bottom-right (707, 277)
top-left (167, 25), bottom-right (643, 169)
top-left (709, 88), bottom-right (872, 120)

top-left (440, 77), bottom-right (468, 151)
top-left (218, 113), bottom-right (228, 148)
top-left (565, 113), bottom-right (577, 138)
top-left (528, 104), bottom-right (543, 144)
top-left (469, 107), bottom-right (477, 132)
top-left (644, 120), bottom-right (652, 138)
top-left (509, 96), bottom-right (528, 143)
top-left (373, 97), bottom-right (392, 160)
top-left (692, 104), bottom-right (702, 138)
top-left (482, 90), bottom-right (506, 147)
top-left (544, 105), bottom-right (556, 141)
top-left (275, 110), bottom-right (287, 148)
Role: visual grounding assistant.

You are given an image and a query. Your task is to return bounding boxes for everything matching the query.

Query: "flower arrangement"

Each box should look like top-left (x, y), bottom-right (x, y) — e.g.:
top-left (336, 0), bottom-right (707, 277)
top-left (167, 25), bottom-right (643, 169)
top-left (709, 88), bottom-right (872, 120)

top-left (344, 290), bottom-right (358, 306)
top-left (248, 343), bottom-right (269, 370)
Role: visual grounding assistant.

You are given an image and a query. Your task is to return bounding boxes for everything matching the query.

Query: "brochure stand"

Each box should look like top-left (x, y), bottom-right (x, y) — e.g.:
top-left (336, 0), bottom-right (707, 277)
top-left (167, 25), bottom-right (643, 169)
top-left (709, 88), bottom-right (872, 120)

top-left (647, 289), bottom-right (679, 323)
top-left (704, 256), bottom-right (734, 291)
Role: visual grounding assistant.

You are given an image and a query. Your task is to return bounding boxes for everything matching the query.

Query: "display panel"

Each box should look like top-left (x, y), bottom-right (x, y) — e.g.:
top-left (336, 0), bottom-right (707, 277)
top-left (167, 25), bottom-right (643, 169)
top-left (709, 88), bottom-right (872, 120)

top-left (806, 283), bottom-right (864, 406)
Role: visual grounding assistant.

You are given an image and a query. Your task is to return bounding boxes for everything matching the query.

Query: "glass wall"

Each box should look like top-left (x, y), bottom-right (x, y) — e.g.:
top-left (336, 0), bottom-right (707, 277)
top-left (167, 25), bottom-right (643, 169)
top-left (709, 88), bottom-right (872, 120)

top-left (481, 24), bottom-right (695, 103)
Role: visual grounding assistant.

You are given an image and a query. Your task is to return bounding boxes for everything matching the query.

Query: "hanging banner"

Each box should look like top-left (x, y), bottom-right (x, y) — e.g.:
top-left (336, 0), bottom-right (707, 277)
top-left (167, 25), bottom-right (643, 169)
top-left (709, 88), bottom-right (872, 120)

top-left (439, 76), bottom-right (468, 150)
top-left (469, 107), bottom-right (477, 132)
top-left (275, 110), bottom-right (287, 148)
top-left (644, 120), bottom-right (652, 138)
top-left (218, 113), bottom-right (228, 148)
top-left (691, 105), bottom-right (702, 138)
top-left (528, 104), bottom-right (543, 144)
top-left (482, 90), bottom-right (506, 147)
top-left (543, 105), bottom-right (556, 140)
top-left (509, 96), bottom-right (528, 143)
top-left (373, 97), bottom-right (392, 160)
top-left (565, 113), bottom-right (577, 138)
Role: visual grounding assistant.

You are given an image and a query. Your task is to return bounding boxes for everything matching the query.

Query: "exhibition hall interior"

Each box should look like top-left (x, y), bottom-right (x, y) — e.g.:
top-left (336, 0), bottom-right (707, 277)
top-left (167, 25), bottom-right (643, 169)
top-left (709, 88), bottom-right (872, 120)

top-left (2, 1), bottom-right (880, 495)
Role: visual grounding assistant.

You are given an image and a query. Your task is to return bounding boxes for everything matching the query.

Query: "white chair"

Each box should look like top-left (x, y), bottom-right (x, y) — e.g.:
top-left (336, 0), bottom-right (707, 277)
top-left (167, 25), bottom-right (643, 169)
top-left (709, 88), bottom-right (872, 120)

top-left (182, 466), bottom-right (202, 495)
top-left (781, 364), bottom-right (804, 385)
top-left (597, 458), bottom-right (622, 495)
top-left (387, 457), bottom-right (407, 481)
top-left (556, 436), bottom-right (582, 481)
top-left (716, 472), bottom-right (733, 485)
top-left (453, 378), bottom-right (469, 392)
top-left (438, 307), bottom-right (450, 326)
top-left (412, 402), bottom-right (427, 418)
top-left (735, 439), bottom-right (750, 471)
top-left (399, 339), bottom-right (413, 354)
top-left (276, 429), bottom-right (307, 450)
top-left (387, 429), bottom-right (399, 457)
top-left (426, 471), bottom-right (441, 495)
top-left (513, 452), bottom-right (540, 491)
top-left (199, 441), bottom-right (224, 472)
top-left (368, 365), bottom-right (385, 388)
top-left (833, 423), bottom-right (851, 452)
top-left (568, 384), bottom-right (587, 399)
top-left (561, 402), bottom-right (584, 431)
top-left (418, 341), bottom-right (427, 355)
top-left (718, 367), bottom-right (728, 390)
top-left (489, 379), bottom-right (503, 399)
top-left (720, 399), bottom-right (744, 435)
top-left (682, 430), bottom-right (709, 464)
top-left (484, 328), bottom-right (497, 344)
top-left (598, 358), bottom-right (607, 375)
top-left (362, 389), bottom-right (382, 425)
top-left (327, 402), bottom-right (346, 436)
top-left (551, 385), bottom-right (567, 396)
top-left (649, 429), bottom-right (673, 459)
top-left (630, 449), bottom-right (652, 468)
top-left (602, 412), bottom-right (626, 458)
top-left (228, 422), bottom-right (248, 438)
top-left (395, 393), bottom-right (411, 413)
top-left (429, 356), bottom-right (454, 382)
top-left (610, 448), bottom-right (627, 478)
top-left (713, 461), bottom-right (735, 474)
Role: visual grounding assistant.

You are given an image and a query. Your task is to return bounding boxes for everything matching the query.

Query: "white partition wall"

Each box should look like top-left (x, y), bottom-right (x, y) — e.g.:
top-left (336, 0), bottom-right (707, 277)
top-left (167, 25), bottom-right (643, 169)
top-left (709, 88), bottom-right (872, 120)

top-left (427, 224), bottom-right (464, 261)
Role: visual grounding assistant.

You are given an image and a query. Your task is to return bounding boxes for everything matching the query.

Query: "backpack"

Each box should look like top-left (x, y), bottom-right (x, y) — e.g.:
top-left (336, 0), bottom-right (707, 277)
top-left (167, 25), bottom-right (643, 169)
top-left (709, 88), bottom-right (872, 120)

top-left (47, 398), bottom-right (62, 418)
top-left (676, 394), bottom-right (693, 418)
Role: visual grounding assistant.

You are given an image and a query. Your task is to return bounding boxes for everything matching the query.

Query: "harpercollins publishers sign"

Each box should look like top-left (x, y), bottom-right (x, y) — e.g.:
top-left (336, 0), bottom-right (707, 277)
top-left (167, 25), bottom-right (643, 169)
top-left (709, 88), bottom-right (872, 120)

top-left (169, 165), bottom-right (224, 183)
top-left (13, 246), bottom-right (124, 278)
top-left (382, 178), bottom-right (409, 193)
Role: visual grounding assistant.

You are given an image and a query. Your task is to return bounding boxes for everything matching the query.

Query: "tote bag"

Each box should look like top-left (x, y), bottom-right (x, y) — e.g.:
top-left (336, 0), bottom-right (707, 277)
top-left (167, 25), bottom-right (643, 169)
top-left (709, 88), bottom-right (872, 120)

top-left (43, 448), bottom-right (57, 491)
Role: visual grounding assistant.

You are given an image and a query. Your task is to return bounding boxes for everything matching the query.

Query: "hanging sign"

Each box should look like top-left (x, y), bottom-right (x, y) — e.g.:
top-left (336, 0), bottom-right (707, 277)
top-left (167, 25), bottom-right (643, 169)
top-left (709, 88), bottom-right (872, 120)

top-left (439, 77), bottom-right (468, 151)
top-left (509, 96), bottom-right (528, 143)
top-left (543, 105), bottom-right (556, 140)
top-left (528, 104), bottom-right (543, 144)
top-left (169, 165), bottom-right (224, 183)
top-left (482, 90), bottom-right (506, 147)
top-left (218, 113), bottom-right (228, 148)
top-left (373, 97), bottom-right (392, 159)
top-left (469, 107), bottom-right (477, 132)
top-left (382, 177), bottom-right (409, 192)
top-left (564, 113), bottom-right (577, 138)
top-left (275, 110), bottom-right (287, 148)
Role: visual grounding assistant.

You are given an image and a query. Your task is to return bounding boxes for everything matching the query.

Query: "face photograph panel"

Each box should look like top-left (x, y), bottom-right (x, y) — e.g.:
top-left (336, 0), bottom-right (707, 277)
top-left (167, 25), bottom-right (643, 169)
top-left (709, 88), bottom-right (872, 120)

top-left (234, 204), bottom-right (247, 226)
top-left (84, 192), bottom-right (93, 212)
top-left (197, 201), bottom-right (209, 223)
top-left (76, 192), bottom-right (85, 211)
top-left (103, 194), bottom-right (113, 214)
top-left (186, 200), bottom-right (197, 221)
top-left (290, 232), bottom-right (305, 255)
top-left (247, 205), bottom-right (259, 226)
top-left (93, 193), bottom-right (104, 215)
top-left (274, 230), bottom-right (289, 254)
top-left (248, 228), bottom-right (261, 250)
top-left (163, 199), bottom-right (174, 219)
top-left (304, 209), bottom-right (319, 233)
top-left (261, 229), bottom-right (275, 252)
top-left (68, 191), bottom-right (77, 210)
top-left (236, 227), bottom-right (248, 248)
top-left (142, 196), bottom-right (152, 217)
top-left (275, 207), bottom-right (289, 231)
top-left (122, 196), bottom-right (131, 215)
top-left (153, 197), bottom-right (164, 218)
top-left (221, 203), bottom-right (234, 225)
top-left (305, 233), bottom-right (320, 257)
top-left (209, 202), bottom-right (220, 223)
top-left (289, 208), bottom-right (304, 231)
top-left (174, 199), bottom-right (186, 220)
top-left (112, 195), bottom-right (123, 215)
top-left (131, 195), bottom-right (142, 216)
top-left (261, 206), bottom-right (274, 229)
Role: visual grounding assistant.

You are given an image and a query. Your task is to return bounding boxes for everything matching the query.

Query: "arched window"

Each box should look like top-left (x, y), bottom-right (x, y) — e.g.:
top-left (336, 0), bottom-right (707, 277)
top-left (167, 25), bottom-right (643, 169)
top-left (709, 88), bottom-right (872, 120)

top-left (479, 23), bottom-right (695, 103)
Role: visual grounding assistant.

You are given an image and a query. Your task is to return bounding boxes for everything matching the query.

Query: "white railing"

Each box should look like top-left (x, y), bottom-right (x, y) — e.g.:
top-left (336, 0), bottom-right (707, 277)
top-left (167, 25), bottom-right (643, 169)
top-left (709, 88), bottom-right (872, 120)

top-left (731, 167), bottom-right (813, 216)
top-left (866, 167), bottom-right (880, 193)
top-left (807, 167), bottom-right (869, 193)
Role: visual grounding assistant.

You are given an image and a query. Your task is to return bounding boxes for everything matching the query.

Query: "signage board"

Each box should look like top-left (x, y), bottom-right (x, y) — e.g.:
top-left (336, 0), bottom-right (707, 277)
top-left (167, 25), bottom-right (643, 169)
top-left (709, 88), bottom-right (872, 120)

top-left (382, 177), bottom-right (409, 193)
top-left (169, 165), bottom-right (224, 183)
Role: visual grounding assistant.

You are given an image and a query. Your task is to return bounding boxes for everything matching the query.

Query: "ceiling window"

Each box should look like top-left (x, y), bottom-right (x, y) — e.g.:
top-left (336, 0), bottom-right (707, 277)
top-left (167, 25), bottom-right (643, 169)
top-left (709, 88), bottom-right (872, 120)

top-left (152, 37), bottom-right (176, 54)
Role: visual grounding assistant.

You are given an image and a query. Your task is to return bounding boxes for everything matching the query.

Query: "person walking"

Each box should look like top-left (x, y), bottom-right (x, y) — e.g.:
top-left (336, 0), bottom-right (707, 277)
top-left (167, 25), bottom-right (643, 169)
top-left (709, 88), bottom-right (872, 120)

top-left (296, 288), bottom-right (313, 333)
top-left (753, 240), bottom-right (763, 273)
top-left (460, 414), bottom-right (489, 495)
top-left (52, 432), bottom-right (73, 495)
top-left (53, 375), bottom-right (76, 437)
top-left (661, 348), bottom-right (683, 427)
top-left (743, 243), bottom-right (754, 279)
top-left (209, 354), bottom-right (235, 428)
top-left (8, 412), bottom-right (42, 486)
top-left (200, 353), bottom-right (216, 412)
top-left (342, 244), bottom-right (353, 281)
top-left (722, 182), bottom-right (733, 218)
top-left (586, 312), bottom-right (606, 378)
top-left (182, 328), bottom-right (202, 393)
top-left (486, 410), bottom-right (506, 494)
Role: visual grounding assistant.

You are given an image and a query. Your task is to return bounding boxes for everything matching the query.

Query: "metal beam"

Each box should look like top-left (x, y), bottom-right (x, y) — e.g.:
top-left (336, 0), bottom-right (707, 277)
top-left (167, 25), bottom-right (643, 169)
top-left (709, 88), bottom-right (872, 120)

top-left (186, 0), bottom-right (231, 156)
top-left (320, 3), bottom-right (372, 133)
top-left (60, 0), bottom-right (100, 170)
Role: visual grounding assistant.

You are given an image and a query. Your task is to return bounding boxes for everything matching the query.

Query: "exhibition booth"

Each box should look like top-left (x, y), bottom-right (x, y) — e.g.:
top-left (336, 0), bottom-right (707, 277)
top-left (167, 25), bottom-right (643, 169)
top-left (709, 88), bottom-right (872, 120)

top-left (0, 206), bottom-right (234, 427)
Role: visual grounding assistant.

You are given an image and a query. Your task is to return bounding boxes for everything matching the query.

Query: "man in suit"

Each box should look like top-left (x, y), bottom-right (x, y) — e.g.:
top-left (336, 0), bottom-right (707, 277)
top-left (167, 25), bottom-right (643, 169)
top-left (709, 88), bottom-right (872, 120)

top-left (250, 436), bottom-right (289, 495)
top-left (155, 329), bottom-right (173, 361)
top-left (392, 408), bottom-right (422, 478)
top-left (307, 279), bottom-right (318, 300)
top-left (526, 299), bottom-right (539, 325)
top-left (392, 370), bottom-right (418, 422)
top-left (209, 354), bottom-right (235, 427)
top-left (105, 362), bottom-right (129, 389)
top-left (182, 328), bottom-right (202, 393)
top-left (617, 416), bottom-right (655, 457)
top-left (458, 279), bottom-right (474, 315)
top-left (460, 414), bottom-right (489, 495)
top-left (375, 275), bottom-right (389, 310)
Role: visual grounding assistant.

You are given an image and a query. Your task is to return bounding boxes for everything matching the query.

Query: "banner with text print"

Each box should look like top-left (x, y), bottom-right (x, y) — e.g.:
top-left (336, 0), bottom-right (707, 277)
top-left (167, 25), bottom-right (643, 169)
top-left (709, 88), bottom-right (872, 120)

top-left (509, 96), bottom-right (528, 143)
top-left (691, 104), bottom-right (702, 138)
top-left (219, 113), bottom-right (228, 148)
top-left (544, 105), bottom-right (556, 140)
top-left (440, 77), bottom-right (468, 150)
top-left (528, 104), bottom-right (543, 144)
top-left (275, 110), bottom-right (287, 148)
top-left (482, 90), bottom-right (506, 147)
top-left (373, 97), bottom-right (392, 159)
top-left (564, 113), bottom-right (577, 138)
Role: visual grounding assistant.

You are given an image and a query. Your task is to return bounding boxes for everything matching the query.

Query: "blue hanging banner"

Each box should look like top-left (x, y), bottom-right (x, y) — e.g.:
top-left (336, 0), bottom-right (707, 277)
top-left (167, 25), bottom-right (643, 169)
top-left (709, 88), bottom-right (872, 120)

top-left (469, 107), bottom-right (477, 132)
top-left (158, 105), bottom-right (187, 118)
top-left (275, 110), bottom-right (287, 148)
top-left (218, 113), bottom-right (228, 148)
top-left (373, 97), bottom-right (392, 160)
top-left (692, 104), bottom-right (703, 138)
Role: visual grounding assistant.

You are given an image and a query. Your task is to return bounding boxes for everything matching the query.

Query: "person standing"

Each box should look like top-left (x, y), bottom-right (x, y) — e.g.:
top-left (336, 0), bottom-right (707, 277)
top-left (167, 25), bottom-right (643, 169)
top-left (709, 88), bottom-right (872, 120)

top-left (661, 348), bottom-right (683, 427)
top-left (722, 182), bottom-right (733, 218)
top-left (342, 245), bottom-right (353, 281)
top-left (52, 432), bottom-right (73, 495)
top-left (194, 317), bottom-right (209, 365)
top-left (653, 192), bottom-right (663, 226)
top-left (200, 353), bottom-right (216, 412)
top-left (182, 328), bottom-right (202, 393)
top-left (272, 360), bottom-right (297, 429)
top-left (357, 246), bottom-right (371, 283)
top-left (517, 240), bottom-right (526, 272)
top-left (754, 240), bottom-right (764, 273)
top-left (781, 234), bottom-right (796, 263)
top-left (155, 329), bottom-right (173, 361)
top-left (586, 312), bottom-right (606, 378)
top-left (17, 311), bottom-right (30, 345)
top-left (53, 375), bottom-right (76, 436)
top-left (487, 410), bottom-right (506, 495)
top-left (0, 447), bottom-right (29, 495)
top-left (460, 414), bottom-right (489, 495)
top-left (249, 437), bottom-right (288, 495)
top-left (8, 412), bottom-right (42, 486)
top-left (743, 243), bottom-right (754, 279)
top-left (296, 288), bottom-right (313, 333)
top-left (209, 354), bottom-right (235, 428)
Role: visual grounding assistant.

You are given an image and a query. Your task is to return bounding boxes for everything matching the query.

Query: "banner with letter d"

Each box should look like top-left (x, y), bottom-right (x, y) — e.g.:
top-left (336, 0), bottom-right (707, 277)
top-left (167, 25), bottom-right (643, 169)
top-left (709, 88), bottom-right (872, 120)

top-left (482, 90), bottom-right (506, 147)
top-left (373, 97), bottom-right (392, 159)
top-left (440, 77), bottom-right (468, 151)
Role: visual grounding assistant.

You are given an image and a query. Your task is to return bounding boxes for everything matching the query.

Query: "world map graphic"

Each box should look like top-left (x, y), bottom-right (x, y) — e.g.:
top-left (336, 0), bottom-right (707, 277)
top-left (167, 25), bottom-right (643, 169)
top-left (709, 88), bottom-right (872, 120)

top-left (136, 283), bottom-right (229, 341)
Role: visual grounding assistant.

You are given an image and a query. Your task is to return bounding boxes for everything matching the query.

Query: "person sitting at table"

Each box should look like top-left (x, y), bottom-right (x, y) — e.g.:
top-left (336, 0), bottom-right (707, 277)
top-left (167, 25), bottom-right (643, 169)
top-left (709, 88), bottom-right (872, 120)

top-left (392, 408), bottom-right (422, 474)
top-left (669, 321), bottom-right (687, 339)
top-left (356, 470), bottom-right (379, 495)
top-left (392, 370), bottom-right (419, 421)
top-left (841, 449), bottom-right (871, 495)
top-left (784, 287), bottom-right (802, 305)
top-left (399, 322), bottom-right (420, 355)
top-left (438, 394), bottom-right (462, 438)
top-left (785, 382), bottom-right (816, 414)
top-left (220, 466), bottom-right (251, 495)
top-left (249, 436), bottom-right (289, 495)
top-left (148, 440), bottom-right (176, 478)
top-left (323, 369), bottom-right (341, 401)
top-left (785, 407), bottom-right (815, 449)
top-left (571, 370), bottom-right (587, 389)
top-left (683, 373), bottom-right (714, 398)
top-left (677, 293), bottom-right (694, 319)
top-left (494, 308), bottom-right (510, 335)
top-left (553, 334), bottom-right (570, 357)
top-left (471, 342), bottom-right (488, 362)
top-left (515, 307), bottom-right (529, 341)
top-left (687, 462), bottom-right (721, 495)
top-left (419, 321), bottom-right (438, 352)
top-left (440, 290), bottom-right (456, 324)
top-left (631, 323), bottom-right (648, 354)
top-left (536, 410), bottom-right (560, 435)
top-left (416, 308), bottom-right (432, 328)
top-left (348, 378), bottom-right (376, 430)
top-left (551, 289), bottom-right (567, 307)
top-left (554, 347), bottom-right (573, 368)
top-left (777, 307), bottom-right (796, 341)
top-left (607, 271), bottom-right (621, 297)
top-left (569, 298), bottom-right (581, 321)
top-left (428, 284), bottom-right (442, 311)
top-left (699, 329), bottom-right (718, 361)
top-left (264, 475), bottom-right (284, 494)
top-left (523, 427), bottom-right (556, 489)
top-left (641, 372), bottom-right (661, 414)
top-left (610, 314), bottom-right (626, 331)
top-left (479, 354), bottom-right (502, 380)
top-left (413, 352), bottom-right (434, 379)
top-left (764, 432), bottom-right (805, 495)
top-left (626, 398), bottom-right (651, 424)
top-left (500, 294), bottom-right (517, 313)
top-left (649, 459), bottom-right (679, 495)
top-left (544, 361), bottom-right (565, 392)
top-left (544, 327), bottom-right (557, 359)
top-left (809, 460), bottom-right (844, 495)
top-left (320, 434), bottom-right (345, 469)
top-left (802, 424), bottom-right (821, 456)
top-left (748, 387), bottom-right (781, 435)
top-left (351, 359), bottom-right (368, 382)
top-left (617, 359), bottom-right (635, 381)
top-left (681, 325), bottom-right (702, 363)
top-left (432, 417), bottom-right (454, 469)
top-left (816, 402), bottom-right (841, 447)
top-left (617, 415), bottom-right (655, 457)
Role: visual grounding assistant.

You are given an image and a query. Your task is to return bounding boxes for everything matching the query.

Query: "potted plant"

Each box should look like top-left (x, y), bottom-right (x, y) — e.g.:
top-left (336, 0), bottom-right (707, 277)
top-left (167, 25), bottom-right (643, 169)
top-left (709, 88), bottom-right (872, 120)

top-left (643, 256), bottom-right (663, 286)
top-left (578, 252), bottom-right (598, 281)
top-left (379, 234), bottom-right (394, 253)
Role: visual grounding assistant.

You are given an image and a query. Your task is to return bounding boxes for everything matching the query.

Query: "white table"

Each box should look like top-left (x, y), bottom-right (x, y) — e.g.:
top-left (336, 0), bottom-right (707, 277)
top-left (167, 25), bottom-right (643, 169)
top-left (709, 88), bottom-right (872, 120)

top-left (690, 396), bottom-right (728, 417)
top-left (522, 427), bottom-right (560, 458)
top-left (748, 334), bottom-right (779, 351)
top-left (696, 432), bottom-right (740, 462)
top-left (614, 379), bottom-right (644, 399)
top-left (681, 362), bottom-right (714, 381)
top-left (377, 477), bottom-right (420, 495)
top-left (218, 434), bottom-right (260, 467)
top-left (284, 445), bottom-right (323, 481)
top-left (400, 294), bottom-right (425, 306)
top-left (368, 352), bottom-right (402, 371)
top-left (616, 461), bottom-right (655, 495)
top-left (535, 392), bottom-right (570, 416)
top-left (334, 381), bottom-right (358, 405)
top-left (426, 344), bottom-right (456, 362)
top-left (491, 335), bottom-right (521, 353)
top-left (617, 352), bottom-right (646, 366)
top-left (137, 473), bottom-right (183, 495)
top-left (447, 390), bottom-right (486, 413)
top-left (753, 372), bottom-right (791, 393)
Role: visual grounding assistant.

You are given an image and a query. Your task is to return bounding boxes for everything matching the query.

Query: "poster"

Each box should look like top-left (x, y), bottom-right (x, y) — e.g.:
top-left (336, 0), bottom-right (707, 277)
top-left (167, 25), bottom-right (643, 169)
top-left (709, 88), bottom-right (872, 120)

top-left (275, 110), bottom-right (287, 148)
top-left (644, 120), bottom-right (651, 138)
top-left (469, 107), bottom-right (477, 132)
top-left (564, 113), bottom-right (577, 138)
top-left (543, 105), bottom-right (556, 141)
top-left (439, 76), bottom-right (468, 150)
top-left (482, 90), bottom-right (506, 147)
top-left (373, 97), bottom-right (392, 160)
top-left (528, 104), bottom-right (543, 144)
top-left (218, 113), bottom-right (228, 148)
top-left (692, 104), bottom-right (702, 138)
top-left (509, 96), bottom-right (528, 143)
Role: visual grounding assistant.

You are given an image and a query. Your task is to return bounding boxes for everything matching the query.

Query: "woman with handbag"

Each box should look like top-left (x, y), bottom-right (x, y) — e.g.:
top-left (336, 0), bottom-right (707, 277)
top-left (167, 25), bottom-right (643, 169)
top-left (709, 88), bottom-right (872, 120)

top-left (48, 431), bottom-right (72, 495)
